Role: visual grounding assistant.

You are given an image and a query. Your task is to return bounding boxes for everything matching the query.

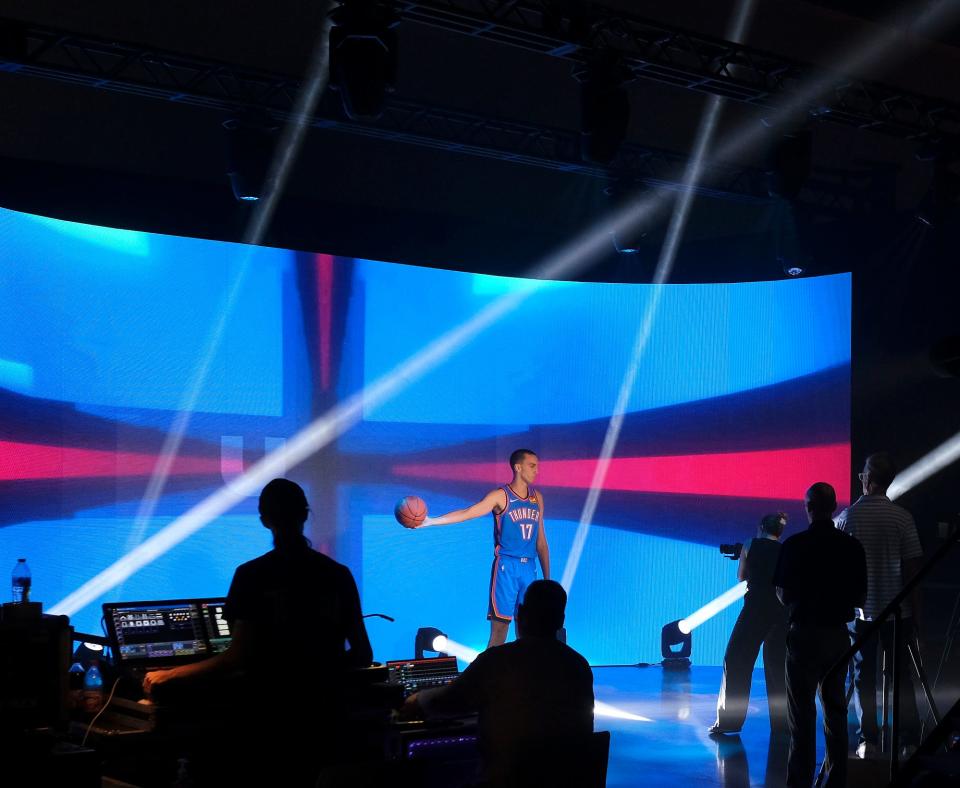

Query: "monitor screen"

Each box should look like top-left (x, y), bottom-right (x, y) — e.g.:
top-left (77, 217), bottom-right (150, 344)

top-left (386, 656), bottom-right (460, 697)
top-left (104, 597), bottom-right (231, 665)
top-left (198, 600), bottom-right (232, 655)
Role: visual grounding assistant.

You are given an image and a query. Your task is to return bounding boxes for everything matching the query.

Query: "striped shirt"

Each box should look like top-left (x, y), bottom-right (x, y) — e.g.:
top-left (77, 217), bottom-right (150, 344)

top-left (836, 494), bottom-right (922, 620)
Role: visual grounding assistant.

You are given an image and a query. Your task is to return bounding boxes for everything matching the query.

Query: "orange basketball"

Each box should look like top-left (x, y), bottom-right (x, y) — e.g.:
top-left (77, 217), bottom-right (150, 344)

top-left (395, 496), bottom-right (427, 529)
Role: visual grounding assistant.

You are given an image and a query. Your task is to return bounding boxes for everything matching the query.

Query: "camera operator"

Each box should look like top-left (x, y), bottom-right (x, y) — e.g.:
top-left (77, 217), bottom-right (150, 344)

top-left (710, 513), bottom-right (789, 735)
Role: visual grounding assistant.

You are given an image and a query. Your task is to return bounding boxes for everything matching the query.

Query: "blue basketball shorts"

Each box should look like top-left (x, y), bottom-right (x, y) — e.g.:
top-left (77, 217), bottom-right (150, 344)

top-left (488, 554), bottom-right (537, 622)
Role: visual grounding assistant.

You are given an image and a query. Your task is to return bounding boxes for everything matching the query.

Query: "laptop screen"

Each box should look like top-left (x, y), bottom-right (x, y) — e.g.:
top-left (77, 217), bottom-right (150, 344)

top-left (385, 656), bottom-right (460, 698)
top-left (103, 598), bottom-right (232, 667)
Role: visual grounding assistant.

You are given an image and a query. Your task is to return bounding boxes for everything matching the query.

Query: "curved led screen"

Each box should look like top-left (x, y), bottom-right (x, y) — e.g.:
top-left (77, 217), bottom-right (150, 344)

top-left (0, 205), bottom-right (850, 665)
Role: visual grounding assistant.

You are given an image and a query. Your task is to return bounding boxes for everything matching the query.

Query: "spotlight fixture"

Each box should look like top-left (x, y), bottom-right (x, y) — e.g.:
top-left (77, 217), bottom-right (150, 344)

top-left (223, 115), bottom-right (279, 202)
top-left (610, 232), bottom-right (643, 256)
top-left (781, 259), bottom-right (805, 277)
top-left (414, 626), bottom-right (448, 659)
top-left (603, 182), bottom-right (648, 255)
top-left (660, 619), bottom-right (692, 669)
top-left (766, 129), bottom-right (812, 200)
top-left (773, 197), bottom-right (812, 279)
top-left (573, 54), bottom-right (634, 165)
top-left (329, 0), bottom-right (399, 121)
top-left (914, 153), bottom-right (960, 228)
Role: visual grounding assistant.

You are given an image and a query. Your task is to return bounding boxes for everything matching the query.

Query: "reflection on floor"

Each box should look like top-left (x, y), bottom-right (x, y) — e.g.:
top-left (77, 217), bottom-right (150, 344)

top-left (596, 666), bottom-right (800, 788)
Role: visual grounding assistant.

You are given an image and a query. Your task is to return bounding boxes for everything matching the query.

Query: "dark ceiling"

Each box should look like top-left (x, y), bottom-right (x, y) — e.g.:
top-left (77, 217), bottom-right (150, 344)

top-left (0, 0), bottom-right (958, 282)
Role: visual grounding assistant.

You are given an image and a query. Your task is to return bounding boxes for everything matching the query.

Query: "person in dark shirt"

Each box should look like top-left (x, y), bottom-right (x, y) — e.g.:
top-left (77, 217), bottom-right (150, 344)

top-left (774, 482), bottom-right (867, 788)
top-left (710, 512), bottom-right (789, 735)
top-left (144, 478), bottom-right (373, 784)
top-left (404, 579), bottom-right (594, 787)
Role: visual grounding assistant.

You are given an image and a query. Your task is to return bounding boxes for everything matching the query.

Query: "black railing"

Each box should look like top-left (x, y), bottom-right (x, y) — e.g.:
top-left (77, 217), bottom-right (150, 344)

top-left (824, 526), bottom-right (960, 782)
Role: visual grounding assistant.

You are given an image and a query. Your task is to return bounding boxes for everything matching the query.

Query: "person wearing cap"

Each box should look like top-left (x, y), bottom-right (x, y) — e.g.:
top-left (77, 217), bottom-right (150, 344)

top-left (710, 512), bottom-right (789, 735)
top-left (836, 451), bottom-right (924, 758)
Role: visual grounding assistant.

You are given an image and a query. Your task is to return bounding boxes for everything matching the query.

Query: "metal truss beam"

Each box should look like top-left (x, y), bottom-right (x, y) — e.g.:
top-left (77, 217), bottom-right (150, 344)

top-left (0, 18), bottom-right (769, 203)
top-left (398, 0), bottom-right (960, 142)
top-left (0, 18), bottom-right (890, 213)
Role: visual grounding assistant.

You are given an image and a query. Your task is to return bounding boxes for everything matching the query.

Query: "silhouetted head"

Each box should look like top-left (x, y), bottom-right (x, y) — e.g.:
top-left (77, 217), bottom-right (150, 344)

top-left (804, 482), bottom-right (837, 522)
top-left (759, 512), bottom-right (787, 538)
top-left (516, 579), bottom-right (566, 638)
top-left (259, 478), bottom-right (309, 549)
top-left (862, 452), bottom-right (897, 494)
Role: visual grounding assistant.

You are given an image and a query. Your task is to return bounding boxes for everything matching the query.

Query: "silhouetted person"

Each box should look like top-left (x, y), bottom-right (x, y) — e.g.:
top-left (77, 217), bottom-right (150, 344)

top-left (711, 512), bottom-right (789, 735)
top-left (405, 580), bottom-right (594, 787)
top-left (774, 482), bottom-right (867, 788)
top-left (145, 478), bottom-right (373, 785)
top-left (836, 452), bottom-right (924, 757)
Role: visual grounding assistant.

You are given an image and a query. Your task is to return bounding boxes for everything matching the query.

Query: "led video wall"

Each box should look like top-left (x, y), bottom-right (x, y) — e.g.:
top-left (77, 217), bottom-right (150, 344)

top-left (0, 205), bottom-right (850, 665)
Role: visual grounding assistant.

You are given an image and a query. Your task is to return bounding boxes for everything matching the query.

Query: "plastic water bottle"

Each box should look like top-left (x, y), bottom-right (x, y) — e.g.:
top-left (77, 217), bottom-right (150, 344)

top-left (68, 662), bottom-right (86, 711)
top-left (11, 558), bottom-right (31, 603)
top-left (83, 661), bottom-right (104, 714)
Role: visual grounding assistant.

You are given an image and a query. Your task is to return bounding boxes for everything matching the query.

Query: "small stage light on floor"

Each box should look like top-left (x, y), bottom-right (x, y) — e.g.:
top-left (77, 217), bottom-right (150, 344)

top-left (72, 640), bottom-right (105, 668)
top-left (415, 626), bottom-right (448, 659)
top-left (660, 619), bottom-right (691, 670)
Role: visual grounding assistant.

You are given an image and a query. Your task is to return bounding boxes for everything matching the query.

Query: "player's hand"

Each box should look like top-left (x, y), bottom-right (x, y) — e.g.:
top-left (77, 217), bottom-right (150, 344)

top-left (143, 668), bottom-right (176, 696)
top-left (400, 693), bottom-right (423, 719)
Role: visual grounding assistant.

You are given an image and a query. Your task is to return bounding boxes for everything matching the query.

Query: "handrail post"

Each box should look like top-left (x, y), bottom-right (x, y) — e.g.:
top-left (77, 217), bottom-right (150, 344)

top-left (908, 636), bottom-right (941, 726)
top-left (881, 645), bottom-right (889, 752)
top-left (891, 606), bottom-right (902, 781)
top-left (818, 524), bottom-right (960, 776)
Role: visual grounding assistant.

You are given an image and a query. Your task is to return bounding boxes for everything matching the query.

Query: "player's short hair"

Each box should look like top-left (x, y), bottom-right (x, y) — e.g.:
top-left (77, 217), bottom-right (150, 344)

top-left (520, 580), bottom-right (566, 635)
top-left (509, 448), bottom-right (537, 470)
top-left (865, 452), bottom-right (897, 490)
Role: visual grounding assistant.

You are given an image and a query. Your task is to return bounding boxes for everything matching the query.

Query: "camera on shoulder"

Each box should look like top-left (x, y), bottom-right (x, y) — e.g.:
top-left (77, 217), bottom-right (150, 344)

top-left (719, 543), bottom-right (743, 560)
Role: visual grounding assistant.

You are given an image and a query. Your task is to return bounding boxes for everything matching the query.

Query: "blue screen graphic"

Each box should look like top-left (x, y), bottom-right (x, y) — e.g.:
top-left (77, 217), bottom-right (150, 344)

top-left (0, 205), bottom-right (851, 667)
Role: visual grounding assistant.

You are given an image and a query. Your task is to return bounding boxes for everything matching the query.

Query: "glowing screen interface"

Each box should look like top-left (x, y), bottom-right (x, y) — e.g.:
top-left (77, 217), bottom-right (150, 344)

top-left (107, 601), bottom-right (208, 662)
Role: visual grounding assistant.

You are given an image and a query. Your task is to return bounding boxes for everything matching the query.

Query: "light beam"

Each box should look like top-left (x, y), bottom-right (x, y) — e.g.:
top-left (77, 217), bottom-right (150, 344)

top-left (887, 430), bottom-right (960, 501)
top-left (678, 582), bottom-right (748, 635)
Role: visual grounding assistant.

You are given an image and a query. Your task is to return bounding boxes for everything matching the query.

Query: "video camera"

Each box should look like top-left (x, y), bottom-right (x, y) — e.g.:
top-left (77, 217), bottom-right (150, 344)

top-left (719, 543), bottom-right (743, 560)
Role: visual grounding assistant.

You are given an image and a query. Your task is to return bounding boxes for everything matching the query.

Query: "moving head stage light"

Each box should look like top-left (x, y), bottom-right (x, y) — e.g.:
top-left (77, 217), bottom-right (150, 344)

top-left (414, 627), bottom-right (448, 660)
top-left (660, 620), bottom-right (692, 669)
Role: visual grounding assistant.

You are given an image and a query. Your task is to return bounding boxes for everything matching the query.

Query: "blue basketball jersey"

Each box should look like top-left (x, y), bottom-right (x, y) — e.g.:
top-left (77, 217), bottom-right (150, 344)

top-left (493, 485), bottom-right (541, 559)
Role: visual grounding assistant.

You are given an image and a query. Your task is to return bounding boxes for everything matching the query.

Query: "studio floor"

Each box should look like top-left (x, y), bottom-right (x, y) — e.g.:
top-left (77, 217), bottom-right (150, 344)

top-left (595, 665), bottom-right (839, 788)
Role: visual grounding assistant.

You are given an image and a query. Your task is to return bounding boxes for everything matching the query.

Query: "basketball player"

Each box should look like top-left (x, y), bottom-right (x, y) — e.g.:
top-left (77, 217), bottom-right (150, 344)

top-left (416, 449), bottom-right (550, 649)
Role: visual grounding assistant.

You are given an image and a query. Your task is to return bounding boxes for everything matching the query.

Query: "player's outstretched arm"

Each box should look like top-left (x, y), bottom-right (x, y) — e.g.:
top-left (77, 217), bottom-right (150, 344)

top-left (420, 488), bottom-right (506, 528)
